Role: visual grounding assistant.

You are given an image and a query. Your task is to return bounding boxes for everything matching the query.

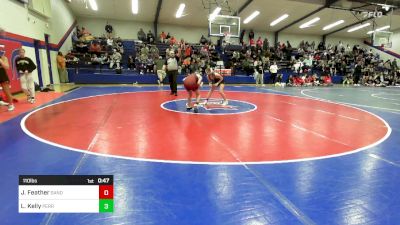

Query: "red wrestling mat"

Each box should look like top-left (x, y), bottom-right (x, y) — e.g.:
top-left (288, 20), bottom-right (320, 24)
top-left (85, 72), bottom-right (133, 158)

top-left (0, 92), bottom-right (64, 123)
top-left (22, 91), bottom-right (389, 163)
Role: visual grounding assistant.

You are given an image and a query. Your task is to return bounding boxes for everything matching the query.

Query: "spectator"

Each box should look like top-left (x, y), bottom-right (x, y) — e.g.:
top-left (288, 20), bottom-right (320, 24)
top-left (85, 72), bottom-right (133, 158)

top-left (116, 39), bottom-right (124, 54)
top-left (127, 55), bottom-right (135, 70)
top-left (146, 57), bottom-right (154, 73)
top-left (105, 23), bottom-right (113, 38)
top-left (254, 57), bottom-right (264, 87)
top-left (353, 61), bottom-right (362, 86)
top-left (15, 48), bottom-right (37, 103)
top-left (155, 56), bottom-right (166, 86)
top-left (76, 42), bottom-right (88, 53)
top-left (147, 30), bottom-right (155, 43)
top-left (160, 31), bottom-right (167, 43)
top-left (269, 61), bottom-right (278, 84)
top-left (391, 59), bottom-right (398, 71)
top-left (256, 37), bottom-right (263, 49)
top-left (184, 44), bottom-right (192, 58)
top-left (248, 29), bottom-right (254, 41)
top-left (169, 36), bottom-right (177, 45)
top-left (137, 28), bottom-right (146, 42)
top-left (56, 52), bottom-right (68, 83)
top-left (239, 29), bottom-right (245, 45)
top-left (109, 49), bottom-right (122, 69)
top-left (200, 35), bottom-right (208, 45)
top-left (71, 31), bottom-right (79, 44)
top-left (89, 41), bottom-right (102, 53)
top-left (263, 38), bottom-right (269, 51)
top-left (149, 45), bottom-right (159, 59)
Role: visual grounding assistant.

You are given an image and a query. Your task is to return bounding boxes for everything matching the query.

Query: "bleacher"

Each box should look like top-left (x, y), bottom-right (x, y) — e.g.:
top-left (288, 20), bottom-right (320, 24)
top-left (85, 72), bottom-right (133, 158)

top-left (67, 36), bottom-right (351, 85)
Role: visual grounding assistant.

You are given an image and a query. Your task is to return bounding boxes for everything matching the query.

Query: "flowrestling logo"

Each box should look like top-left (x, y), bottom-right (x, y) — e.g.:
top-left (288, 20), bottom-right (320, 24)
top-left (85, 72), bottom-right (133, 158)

top-left (161, 99), bottom-right (257, 115)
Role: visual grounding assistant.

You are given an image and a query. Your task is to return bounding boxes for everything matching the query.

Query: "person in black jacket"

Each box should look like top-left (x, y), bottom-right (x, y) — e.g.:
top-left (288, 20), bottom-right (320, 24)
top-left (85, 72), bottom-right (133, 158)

top-left (15, 48), bottom-right (37, 103)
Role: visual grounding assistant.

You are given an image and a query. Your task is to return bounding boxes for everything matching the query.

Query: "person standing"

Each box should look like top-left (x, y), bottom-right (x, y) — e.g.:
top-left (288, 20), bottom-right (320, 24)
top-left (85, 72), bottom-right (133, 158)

top-left (165, 51), bottom-right (179, 96)
top-left (0, 43), bottom-right (15, 111)
top-left (15, 48), bottom-right (37, 103)
top-left (353, 61), bottom-right (362, 86)
top-left (254, 57), bottom-right (264, 87)
top-left (269, 61), bottom-right (278, 84)
top-left (155, 56), bottom-right (166, 86)
top-left (57, 52), bottom-right (68, 83)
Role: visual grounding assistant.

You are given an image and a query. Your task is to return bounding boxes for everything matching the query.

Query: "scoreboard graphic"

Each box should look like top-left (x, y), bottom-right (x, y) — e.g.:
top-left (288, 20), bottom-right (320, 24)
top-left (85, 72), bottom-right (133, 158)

top-left (19, 175), bottom-right (114, 213)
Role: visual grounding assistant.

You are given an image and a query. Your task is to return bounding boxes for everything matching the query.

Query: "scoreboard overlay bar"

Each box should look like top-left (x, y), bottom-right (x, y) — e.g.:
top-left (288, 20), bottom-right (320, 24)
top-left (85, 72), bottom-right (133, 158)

top-left (19, 175), bottom-right (114, 213)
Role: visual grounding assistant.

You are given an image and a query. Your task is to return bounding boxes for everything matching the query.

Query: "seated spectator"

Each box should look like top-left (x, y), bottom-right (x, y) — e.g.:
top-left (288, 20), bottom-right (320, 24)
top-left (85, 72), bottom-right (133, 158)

top-left (169, 36), bottom-right (177, 45)
top-left (304, 74), bottom-right (314, 86)
top-left (100, 53), bottom-right (110, 65)
top-left (146, 57), bottom-right (154, 73)
top-left (116, 40), bottom-right (124, 54)
top-left (160, 31), bottom-right (167, 43)
top-left (190, 58), bottom-right (201, 74)
top-left (184, 44), bottom-right (192, 58)
top-left (147, 30), bottom-right (155, 43)
top-left (137, 28), bottom-right (146, 42)
top-left (89, 41), bottom-right (102, 53)
top-left (343, 73), bottom-right (354, 86)
top-left (109, 49), bottom-right (122, 69)
top-left (106, 37), bottom-right (114, 52)
top-left (81, 27), bottom-right (90, 36)
top-left (149, 45), bottom-right (159, 59)
top-left (76, 26), bottom-right (82, 39)
top-left (249, 38), bottom-right (256, 48)
top-left (91, 54), bottom-right (102, 64)
top-left (71, 31), bottom-right (79, 44)
top-left (322, 74), bottom-right (333, 86)
top-left (286, 75), bottom-right (294, 87)
top-left (79, 27), bottom-right (94, 42)
top-left (200, 35), bottom-right (208, 45)
top-left (256, 37), bottom-right (263, 49)
top-left (182, 56), bottom-right (191, 74)
top-left (76, 42), bottom-right (88, 53)
top-left (179, 38), bottom-right (185, 49)
top-left (141, 44), bottom-right (149, 58)
top-left (138, 53), bottom-right (148, 74)
top-left (128, 55), bottom-right (135, 70)
top-left (293, 75), bottom-right (305, 86)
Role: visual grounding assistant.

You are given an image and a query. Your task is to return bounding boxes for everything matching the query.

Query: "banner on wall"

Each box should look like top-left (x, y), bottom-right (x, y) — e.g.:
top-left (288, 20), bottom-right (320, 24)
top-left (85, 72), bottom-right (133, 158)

top-left (0, 39), bottom-right (22, 93)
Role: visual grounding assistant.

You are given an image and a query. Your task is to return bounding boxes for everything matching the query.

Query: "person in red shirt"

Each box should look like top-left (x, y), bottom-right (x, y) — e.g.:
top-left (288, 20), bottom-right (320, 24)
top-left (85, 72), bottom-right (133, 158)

top-left (294, 75), bottom-right (304, 86)
top-left (256, 37), bottom-right (263, 48)
top-left (169, 36), bottom-right (176, 45)
top-left (184, 44), bottom-right (192, 58)
top-left (160, 31), bottom-right (167, 43)
top-left (249, 38), bottom-right (255, 47)
top-left (304, 75), bottom-right (314, 86)
top-left (89, 42), bottom-right (101, 53)
top-left (323, 74), bottom-right (333, 86)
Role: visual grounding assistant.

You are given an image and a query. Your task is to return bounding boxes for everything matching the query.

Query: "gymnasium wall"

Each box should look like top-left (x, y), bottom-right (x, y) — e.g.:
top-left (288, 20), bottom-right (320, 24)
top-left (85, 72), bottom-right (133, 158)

top-left (0, 0), bottom-right (75, 86)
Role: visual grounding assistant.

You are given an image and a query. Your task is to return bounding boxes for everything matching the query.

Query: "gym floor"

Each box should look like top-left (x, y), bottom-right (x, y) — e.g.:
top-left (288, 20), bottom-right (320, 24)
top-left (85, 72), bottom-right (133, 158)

top-left (1, 85), bottom-right (399, 225)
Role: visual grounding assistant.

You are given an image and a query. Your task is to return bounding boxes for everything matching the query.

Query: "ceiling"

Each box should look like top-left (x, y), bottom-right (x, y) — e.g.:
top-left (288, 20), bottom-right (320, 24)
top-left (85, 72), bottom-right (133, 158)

top-left (66, 0), bottom-right (400, 38)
